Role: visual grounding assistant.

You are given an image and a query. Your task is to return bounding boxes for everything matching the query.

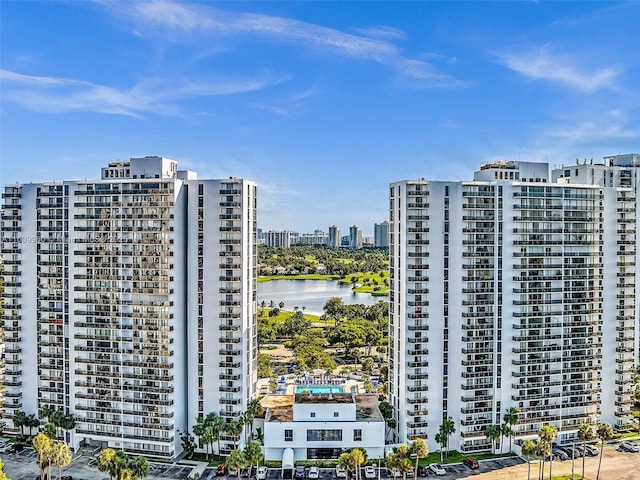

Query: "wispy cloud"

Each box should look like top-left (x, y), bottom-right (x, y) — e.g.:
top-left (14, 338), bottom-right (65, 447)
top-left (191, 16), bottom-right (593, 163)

top-left (546, 121), bottom-right (637, 144)
top-left (0, 69), bottom-right (285, 116)
top-left (498, 45), bottom-right (620, 91)
top-left (101, 0), bottom-right (464, 88)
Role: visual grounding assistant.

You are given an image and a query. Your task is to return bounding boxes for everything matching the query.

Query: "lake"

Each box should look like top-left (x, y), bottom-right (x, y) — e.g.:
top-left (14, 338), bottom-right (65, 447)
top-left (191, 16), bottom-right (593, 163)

top-left (257, 279), bottom-right (386, 316)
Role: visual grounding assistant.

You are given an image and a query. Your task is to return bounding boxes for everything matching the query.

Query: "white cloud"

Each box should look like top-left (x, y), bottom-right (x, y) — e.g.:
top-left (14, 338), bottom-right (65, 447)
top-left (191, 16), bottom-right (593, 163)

top-left (498, 45), bottom-right (620, 91)
top-left (547, 121), bottom-right (637, 144)
top-left (0, 69), bottom-right (284, 116)
top-left (101, 0), bottom-right (464, 88)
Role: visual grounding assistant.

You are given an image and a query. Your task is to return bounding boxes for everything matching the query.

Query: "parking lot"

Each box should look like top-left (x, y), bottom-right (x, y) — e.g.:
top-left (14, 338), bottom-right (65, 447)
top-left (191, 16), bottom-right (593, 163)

top-left (2, 448), bottom-right (196, 480)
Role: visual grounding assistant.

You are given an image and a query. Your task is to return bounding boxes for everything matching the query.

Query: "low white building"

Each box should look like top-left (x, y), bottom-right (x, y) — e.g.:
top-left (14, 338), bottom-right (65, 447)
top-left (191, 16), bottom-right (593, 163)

top-left (263, 393), bottom-right (385, 463)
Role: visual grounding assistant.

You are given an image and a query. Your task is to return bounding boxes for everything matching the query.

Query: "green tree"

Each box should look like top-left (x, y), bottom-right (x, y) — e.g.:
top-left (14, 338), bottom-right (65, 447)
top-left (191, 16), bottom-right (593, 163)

top-left (485, 425), bottom-right (501, 454)
top-left (257, 353), bottom-right (274, 379)
top-left (0, 458), bottom-right (8, 480)
top-left (180, 430), bottom-right (197, 459)
top-left (97, 448), bottom-right (118, 480)
top-left (26, 413), bottom-right (40, 436)
top-left (393, 446), bottom-right (413, 480)
top-left (500, 423), bottom-right (511, 453)
top-left (245, 398), bottom-right (264, 440)
top-left (338, 452), bottom-right (354, 478)
top-left (51, 441), bottom-right (72, 480)
top-left (278, 311), bottom-right (311, 338)
top-left (434, 431), bottom-right (446, 463)
top-left (42, 422), bottom-right (57, 439)
top-left (294, 344), bottom-right (336, 373)
top-left (502, 407), bottom-right (519, 453)
top-left (439, 417), bottom-right (455, 459)
top-left (577, 423), bottom-right (595, 480)
top-left (60, 414), bottom-right (75, 443)
top-left (33, 433), bottom-right (53, 480)
top-left (50, 410), bottom-right (64, 439)
top-left (243, 440), bottom-right (264, 471)
top-left (323, 297), bottom-right (345, 326)
top-left (226, 449), bottom-right (247, 480)
top-left (348, 448), bottom-right (366, 480)
top-left (13, 409), bottom-right (26, 436)
top-left (329, 322), bottom-right (366, 357)
top-left (38, 404), bottom-right (55, 423)
top-left (128, 455), bottom-right (150, 480)
top-left (595, 423), bottom-right (614, 480)
top-left (410, 438), bottom-right (428, 478)
top-left (362, 357), bottom-right (375, 374)
top-left (538, 424), bottom-right (558, 480)
top-left (521, 439), bottom-right (537, 480)
top-left (225, 419), bottom-right (244, 450)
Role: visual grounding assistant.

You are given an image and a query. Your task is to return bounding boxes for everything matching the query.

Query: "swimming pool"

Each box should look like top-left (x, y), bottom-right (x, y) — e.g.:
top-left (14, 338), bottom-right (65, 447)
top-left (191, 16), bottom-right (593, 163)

top-left (295, 385), bottom-right (344, 394)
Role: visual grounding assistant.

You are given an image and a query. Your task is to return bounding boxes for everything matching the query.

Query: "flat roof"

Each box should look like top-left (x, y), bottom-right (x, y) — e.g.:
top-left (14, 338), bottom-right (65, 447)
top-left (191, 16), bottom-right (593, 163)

top-left (264, 394), bottom-right (383, 423)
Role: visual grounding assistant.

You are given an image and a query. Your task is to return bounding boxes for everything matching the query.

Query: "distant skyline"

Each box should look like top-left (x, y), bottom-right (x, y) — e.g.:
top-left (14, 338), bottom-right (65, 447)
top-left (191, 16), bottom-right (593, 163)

top-left (2, 1), bottom-right (639, 233)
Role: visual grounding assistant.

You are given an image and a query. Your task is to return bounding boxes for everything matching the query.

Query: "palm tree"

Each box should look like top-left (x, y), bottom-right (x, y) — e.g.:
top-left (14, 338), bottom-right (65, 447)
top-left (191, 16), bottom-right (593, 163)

top-left (339, 452), bottom-right (354, 479)
top-left (51, 441), bottom-right (72, 480)
top-left (243, 440), bottom-right (264, 473)
top-left (348, 448), bottom-right (366, 480)
top-left (439, 417), bottom-right (455, 459)
top-left (538, 425), bottom-right (558, 480)
top-left (577, 423), bottom-right (595, 480)
top-left (38, 404), bottom-right (55, 423)
top-left (595, 423), bottom-right (614, 480)
top-left (42, 422), bottom-right (57, 439)
top-left (535, 439), bottom-right (551, 480)
top-left (245, 398), bottom-right (264, 441)
top-left (60, 413), bottom-right (75, 443)
top-left (226, 419), bottom-right (244, 450)
top-left (50, 410), bottom-right (64, 439)
top-left (396, 456), bottom-right (412, 480)
top-left (27, 413), bottom-right (40, 436)
top-left (521, 439), bottom-right (537, 480)
top-left (128, 456), bottom-right (150, 480)
top-left (410, 438), bottom-right (428, 478)
top-left (202, 424), bottom-right (215, 460)
top-left (503, 407), bottom-right (519, 453)
top-left (500, 423), bottom-right (511, 453)
top-left (485, 425), bottom-right (501, 454)
top-left (226, 449), bottom-right (247, 480)
top-left (13, 410), bottom-right (26, 437)
top-left (32, 433), bottom-right (53, 480)
top-left (434, 431), bottom-right (446, 463)
top-left (97, 448), bottom-right (118, 480)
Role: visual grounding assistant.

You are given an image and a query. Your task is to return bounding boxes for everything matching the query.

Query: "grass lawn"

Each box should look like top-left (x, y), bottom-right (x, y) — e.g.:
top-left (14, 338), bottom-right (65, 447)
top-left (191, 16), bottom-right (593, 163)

top-left (337, 271), bottom-right (389, 295)
top-left (258, 274), bottom-right (342, 282)
top-left (420, 451), bottom-right (514, 465)
top-left (259, 308), bottom-right (321, 323)
top-left (551, 476), bottom-right (592, 480)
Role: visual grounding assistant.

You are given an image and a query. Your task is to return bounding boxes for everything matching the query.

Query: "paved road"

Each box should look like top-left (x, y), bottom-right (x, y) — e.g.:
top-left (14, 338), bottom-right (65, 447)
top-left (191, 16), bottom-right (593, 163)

top-left (3, 450), bottom-right (523, 480)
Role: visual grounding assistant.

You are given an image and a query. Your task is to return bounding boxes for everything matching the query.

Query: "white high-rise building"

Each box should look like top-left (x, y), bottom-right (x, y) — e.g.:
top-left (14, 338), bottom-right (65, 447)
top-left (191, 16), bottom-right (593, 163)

top-left (264, 230), bottom-right (291, 248)
top-left (0, 156), bottom-right (257, 459)
top-left (374, 221), bottom-right (389, 248)
top-left (328, 226), bottom-right (340, 248)
top-left (349, 225), bottom-right (362, 250)
top-left (389, 157), bottom-right (638, 454)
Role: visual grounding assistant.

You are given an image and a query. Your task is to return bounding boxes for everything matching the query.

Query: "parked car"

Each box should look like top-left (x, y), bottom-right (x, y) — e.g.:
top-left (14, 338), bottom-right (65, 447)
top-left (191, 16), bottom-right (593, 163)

top-left (295, 466), bottom-right (306, 479)
top-left (336, 466), bottom-right (347, 478)
top-left (228, 468), bottom-right (238, 477)
top-left (61, 477), bottom-right (73, 480)
top-left (583, 444), bottom-right (599, 456)
top-left (308, 467), bottom-right (320, 479)
top-left (552, 449), bottom-right (568, 461)
top-left (386, 469), bottom-right (401, 478)
top-left (462, 458), bottom-right (479, 469)
top-left (241, 468), bottom-right (251, 478)
top-left (428, 464), bottom-right (446, 476)
top-left (257, 467), bottom-right (268, 480)
top-left (0, 443), bottom-right (14, 454)
top-left (364, 466), bottom-right (376, 479)
top-left (417, 466), bottom-right (429, 477)
top-left (216, 465), bottom-right (227, 476)
top-left (619, 441), bottom-right (640, 452)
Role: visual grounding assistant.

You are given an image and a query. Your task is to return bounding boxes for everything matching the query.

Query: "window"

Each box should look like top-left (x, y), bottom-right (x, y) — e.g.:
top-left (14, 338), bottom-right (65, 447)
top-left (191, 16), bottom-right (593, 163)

top-left (310, 412), bottom-right (316, 418)
top-left (353, 429), bottom-right (362, 441)
top-left (307, 430), bottom-right (342, 441)
top-left (333, 412), bottom-right (339, 418)
top-left (285, 430), bottom-right (293, 442)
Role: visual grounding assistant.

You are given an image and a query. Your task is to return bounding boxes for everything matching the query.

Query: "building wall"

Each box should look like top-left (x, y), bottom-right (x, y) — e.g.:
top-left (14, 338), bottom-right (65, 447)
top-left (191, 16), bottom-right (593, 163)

top-left (390, 160), bottom-right (638, 454)
top-left (0, 157), bottom-right (257, 459)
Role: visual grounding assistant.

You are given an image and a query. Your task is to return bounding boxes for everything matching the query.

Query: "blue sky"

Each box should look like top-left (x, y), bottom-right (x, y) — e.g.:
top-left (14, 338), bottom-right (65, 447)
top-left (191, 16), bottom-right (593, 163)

top-left (1, 1), bottom-right (639, 235)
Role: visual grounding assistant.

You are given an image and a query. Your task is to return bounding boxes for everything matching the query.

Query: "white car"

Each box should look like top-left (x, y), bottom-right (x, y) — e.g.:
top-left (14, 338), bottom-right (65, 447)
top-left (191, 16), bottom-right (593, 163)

top-left (335, 466), bottom-right (347, 478)
top-left (364, 466), bottom-right (376, 479)
top-left (428, 464), bottom-right (445, 476)
top-left (387, 469), bottom-right (401, 478)
top-left (257, 467), bottom-right (268, 480)
top-left (619, 441), bottom-right (640, 452)
top-left (308, 467), bottom-right (320, 479)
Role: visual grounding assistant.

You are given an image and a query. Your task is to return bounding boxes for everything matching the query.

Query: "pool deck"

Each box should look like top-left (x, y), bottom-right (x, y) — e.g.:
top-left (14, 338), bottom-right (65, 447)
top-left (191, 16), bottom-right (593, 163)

top-left (258, 374), bottom-right (367, 396)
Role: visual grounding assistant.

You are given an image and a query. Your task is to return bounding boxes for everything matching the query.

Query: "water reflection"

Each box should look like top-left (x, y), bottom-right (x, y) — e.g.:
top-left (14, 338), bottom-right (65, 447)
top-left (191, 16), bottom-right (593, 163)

top-left (257, 279), bottom-right (386, 316)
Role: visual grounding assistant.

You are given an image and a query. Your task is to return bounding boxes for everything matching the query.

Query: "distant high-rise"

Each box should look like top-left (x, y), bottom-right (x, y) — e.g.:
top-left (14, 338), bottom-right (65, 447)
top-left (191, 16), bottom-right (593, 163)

top-left (265, 230), bottom-right (291, 248)
top-left (349, 225), bottom-right (363, 250)
top-left (328, 225), bottom-right (340, 248)
top-left (389, 156), bottom-right (638, 454)
top-left (374, 220), bottom-right (389, 248)
top-left (0, 156), bottom-right (258, 458)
